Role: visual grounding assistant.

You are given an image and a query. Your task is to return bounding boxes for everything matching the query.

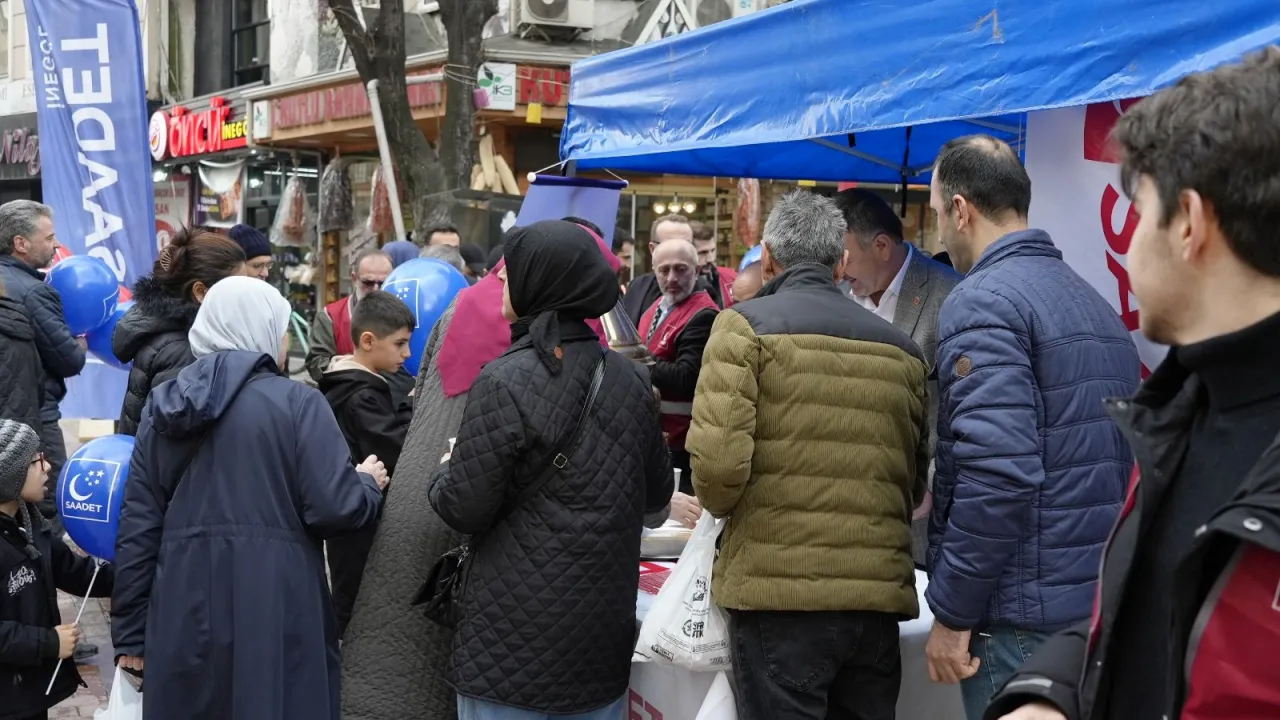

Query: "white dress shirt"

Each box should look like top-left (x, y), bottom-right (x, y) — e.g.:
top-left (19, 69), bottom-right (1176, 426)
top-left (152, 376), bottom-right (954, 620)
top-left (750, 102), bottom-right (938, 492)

top-left (854, 245), bottom-right (913, 323)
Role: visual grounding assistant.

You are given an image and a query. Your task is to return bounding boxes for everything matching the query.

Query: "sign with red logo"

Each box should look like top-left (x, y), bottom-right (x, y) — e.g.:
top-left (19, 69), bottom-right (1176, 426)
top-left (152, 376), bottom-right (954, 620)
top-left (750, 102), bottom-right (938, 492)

top-left (517, 66), bottom-right (570, 107)
top-left (1026, 101), bottom-right (1166, 378)
top-left (272, 70), bottom-right (445, 131)
top-left (150, 96), bottom-right (248, 161)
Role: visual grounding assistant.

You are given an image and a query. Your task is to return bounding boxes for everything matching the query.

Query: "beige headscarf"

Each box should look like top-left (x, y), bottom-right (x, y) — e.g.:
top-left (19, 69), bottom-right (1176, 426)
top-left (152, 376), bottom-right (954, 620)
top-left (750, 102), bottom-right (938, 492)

top-left (189, 276), bottom-right (293, 359)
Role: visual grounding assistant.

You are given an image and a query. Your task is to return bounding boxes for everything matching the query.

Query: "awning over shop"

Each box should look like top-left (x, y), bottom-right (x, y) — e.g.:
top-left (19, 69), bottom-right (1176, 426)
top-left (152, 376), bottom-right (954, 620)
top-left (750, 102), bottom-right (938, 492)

top-left (560, 0), bottom-right (1280, 182)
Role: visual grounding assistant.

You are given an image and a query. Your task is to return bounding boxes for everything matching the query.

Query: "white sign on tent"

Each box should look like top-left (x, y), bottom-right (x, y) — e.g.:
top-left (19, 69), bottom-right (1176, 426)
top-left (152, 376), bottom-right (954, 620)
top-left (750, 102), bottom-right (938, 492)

top-left (1026, 101), bottom-right (1168, 378)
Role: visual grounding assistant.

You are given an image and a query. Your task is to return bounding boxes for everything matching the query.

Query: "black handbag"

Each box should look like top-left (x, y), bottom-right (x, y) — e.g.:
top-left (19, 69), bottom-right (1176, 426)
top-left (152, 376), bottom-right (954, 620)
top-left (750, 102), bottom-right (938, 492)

top-left (414, 350), bottom-right (610, 628)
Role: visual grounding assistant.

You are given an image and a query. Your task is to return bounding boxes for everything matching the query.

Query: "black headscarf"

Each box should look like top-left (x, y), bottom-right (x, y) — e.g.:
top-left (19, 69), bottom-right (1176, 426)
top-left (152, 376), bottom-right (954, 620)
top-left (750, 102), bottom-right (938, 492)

top-left (505, 220), bottom-right (619, 374)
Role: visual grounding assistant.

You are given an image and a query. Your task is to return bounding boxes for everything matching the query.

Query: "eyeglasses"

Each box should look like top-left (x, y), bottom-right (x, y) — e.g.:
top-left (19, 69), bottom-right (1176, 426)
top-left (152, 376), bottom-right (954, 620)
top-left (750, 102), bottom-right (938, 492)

top-left (358, 278), bottom-right (384, 291)
top-left (30, 453), bottom-right (48, 471)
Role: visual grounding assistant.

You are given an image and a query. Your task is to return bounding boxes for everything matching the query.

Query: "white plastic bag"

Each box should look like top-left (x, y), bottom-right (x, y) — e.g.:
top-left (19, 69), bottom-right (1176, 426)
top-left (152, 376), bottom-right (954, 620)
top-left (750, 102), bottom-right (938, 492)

top-left (635, 511), bottom-right (732, 670)
top-left (93, 666), bottom-right (143, 719)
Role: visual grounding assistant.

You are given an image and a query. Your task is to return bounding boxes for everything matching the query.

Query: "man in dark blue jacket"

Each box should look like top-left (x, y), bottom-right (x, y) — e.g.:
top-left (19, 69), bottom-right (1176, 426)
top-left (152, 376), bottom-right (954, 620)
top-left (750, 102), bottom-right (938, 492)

top-left (0, 200), bottom-right (86, 536)
top-left (923, 136), bottom-right (1141, 719)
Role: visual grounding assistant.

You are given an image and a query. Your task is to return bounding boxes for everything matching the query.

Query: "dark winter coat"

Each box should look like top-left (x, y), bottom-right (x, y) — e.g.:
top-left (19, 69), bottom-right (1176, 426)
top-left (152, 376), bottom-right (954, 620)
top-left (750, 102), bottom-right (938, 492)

top-left (0, 295), bottom-right (43, 431)
top-left (319, 357), bottom-right (414, 475)
top-left (0, 506), bottom-right (113, 720)
top-left (430, 322), bottom-right (672, 714)
top-left (111, 350), bottom-right (384, 720)
top-left (927, 230), bottom-right (1141, 632)
top-left (112, 275), bottom-right (201, 436)
top-left (0, 255), bottom-right (86, 422)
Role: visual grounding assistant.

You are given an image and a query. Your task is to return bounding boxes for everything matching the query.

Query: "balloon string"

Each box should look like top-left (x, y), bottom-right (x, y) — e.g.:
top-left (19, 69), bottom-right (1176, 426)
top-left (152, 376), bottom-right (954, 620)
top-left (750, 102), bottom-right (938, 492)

top-left (45, 560), bottom-right (102, 696)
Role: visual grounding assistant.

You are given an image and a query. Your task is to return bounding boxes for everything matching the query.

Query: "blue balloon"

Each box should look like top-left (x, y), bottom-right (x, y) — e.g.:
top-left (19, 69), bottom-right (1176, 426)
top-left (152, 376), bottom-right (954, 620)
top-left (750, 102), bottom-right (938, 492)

top-left (86, 300), bottom-right (134, 369)
top-left (47, 255), bottom-right (119, 335)
top-left (57, 434), bottom-right (135, 561)
top-left (738, 245), bottom-right (763, 271)
top-left (381, 258), bottom-right (470, 377)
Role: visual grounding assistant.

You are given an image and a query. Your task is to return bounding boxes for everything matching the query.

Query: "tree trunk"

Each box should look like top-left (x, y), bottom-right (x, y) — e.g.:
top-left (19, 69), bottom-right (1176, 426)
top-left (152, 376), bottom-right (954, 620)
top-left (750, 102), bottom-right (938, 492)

top-left (438, 0), bottom-right (497, 199)
top-left (324, 0), bottom-right (493, 234)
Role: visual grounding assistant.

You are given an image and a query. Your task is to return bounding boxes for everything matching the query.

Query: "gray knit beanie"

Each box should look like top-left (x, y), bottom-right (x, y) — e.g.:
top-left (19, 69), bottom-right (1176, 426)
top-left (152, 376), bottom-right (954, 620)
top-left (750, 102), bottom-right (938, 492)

top-left (0, 420), bottom-right (42, 560)
top-left (0, 419), bottom-right (40, 503)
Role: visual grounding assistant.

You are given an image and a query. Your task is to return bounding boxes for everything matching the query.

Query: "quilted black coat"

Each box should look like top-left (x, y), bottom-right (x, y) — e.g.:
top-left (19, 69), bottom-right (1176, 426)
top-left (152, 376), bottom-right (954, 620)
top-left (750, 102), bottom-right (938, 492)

top-left (430, 328), bottom-right (672, 714)
top-left (0, 295), bottom-right (43, 431)
top-left (0, 255), bottom-right (85, 422)
top-left (113, 275), bottom-right (201, 436)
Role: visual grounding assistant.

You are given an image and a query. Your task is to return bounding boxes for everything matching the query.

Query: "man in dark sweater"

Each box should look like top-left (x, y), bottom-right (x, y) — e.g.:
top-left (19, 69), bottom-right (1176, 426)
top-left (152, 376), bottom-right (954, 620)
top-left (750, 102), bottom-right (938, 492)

top-left (988, 47), bottom-right (1280, 720)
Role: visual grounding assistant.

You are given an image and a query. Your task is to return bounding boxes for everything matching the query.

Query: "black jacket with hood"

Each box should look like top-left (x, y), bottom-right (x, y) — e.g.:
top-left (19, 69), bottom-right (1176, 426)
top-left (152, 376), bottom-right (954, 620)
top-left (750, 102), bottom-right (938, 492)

top-left (0, 295), bottom-right (43, 431)
top-left (113, 275), bottom-right (201, 436)
top-left (0, 255), bottom-right (86, 422)
top-left (319, 357), bottom-right (414, 476)
top-left (0, 505), bottom-right (113, 720)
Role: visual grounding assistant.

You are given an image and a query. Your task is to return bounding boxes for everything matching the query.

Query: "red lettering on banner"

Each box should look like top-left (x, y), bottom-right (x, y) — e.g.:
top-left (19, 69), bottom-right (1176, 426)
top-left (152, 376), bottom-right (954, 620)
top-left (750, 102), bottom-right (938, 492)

top-left (1100, 184), bottom-right (1139, 255)
top-left (1104, 252), bottom-right (1140, 332)
top-left (628, 690), bottom-right (664, 720)
top-left (159, 97), bottom-right (248, 159)
top-left (271, 71), bottom-right (444, 130)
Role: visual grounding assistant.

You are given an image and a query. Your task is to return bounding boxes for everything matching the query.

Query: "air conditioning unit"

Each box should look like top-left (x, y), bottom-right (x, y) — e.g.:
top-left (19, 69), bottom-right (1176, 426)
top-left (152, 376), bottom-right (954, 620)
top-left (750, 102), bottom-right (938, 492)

top-left (516, 0), bottom-right (594, 31)
top-left (690, 0), bottom-right (761, 26)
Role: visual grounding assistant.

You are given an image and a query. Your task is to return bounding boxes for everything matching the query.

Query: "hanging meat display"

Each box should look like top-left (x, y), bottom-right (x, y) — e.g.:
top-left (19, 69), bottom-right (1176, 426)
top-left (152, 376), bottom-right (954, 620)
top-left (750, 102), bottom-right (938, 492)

top-left (735, 178), bottom-right (761, 248)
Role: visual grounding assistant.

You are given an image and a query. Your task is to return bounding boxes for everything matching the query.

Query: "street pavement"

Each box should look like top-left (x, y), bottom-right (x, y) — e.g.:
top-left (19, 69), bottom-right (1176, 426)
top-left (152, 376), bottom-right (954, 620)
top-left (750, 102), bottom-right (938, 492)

top-left (51, 593), bottom-right (113, 717)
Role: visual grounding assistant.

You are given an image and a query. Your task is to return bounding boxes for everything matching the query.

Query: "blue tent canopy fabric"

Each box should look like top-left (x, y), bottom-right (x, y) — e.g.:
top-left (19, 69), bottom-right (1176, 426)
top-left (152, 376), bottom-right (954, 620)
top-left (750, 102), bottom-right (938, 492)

top-left (560, 0), bottom-right (1280, 182)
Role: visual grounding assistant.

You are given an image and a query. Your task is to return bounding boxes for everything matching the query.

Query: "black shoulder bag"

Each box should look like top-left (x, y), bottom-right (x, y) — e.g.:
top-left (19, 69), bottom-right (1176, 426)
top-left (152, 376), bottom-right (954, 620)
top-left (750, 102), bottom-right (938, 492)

top-left (414, 350), bottom-right (610, 628)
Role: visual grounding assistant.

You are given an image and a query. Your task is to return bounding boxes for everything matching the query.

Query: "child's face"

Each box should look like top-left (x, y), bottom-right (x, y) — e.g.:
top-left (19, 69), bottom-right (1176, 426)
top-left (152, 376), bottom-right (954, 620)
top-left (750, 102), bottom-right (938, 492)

top-left (21, 453), bottom-right (48, 503)
top-left (359, 328), bottom-right (413, 373)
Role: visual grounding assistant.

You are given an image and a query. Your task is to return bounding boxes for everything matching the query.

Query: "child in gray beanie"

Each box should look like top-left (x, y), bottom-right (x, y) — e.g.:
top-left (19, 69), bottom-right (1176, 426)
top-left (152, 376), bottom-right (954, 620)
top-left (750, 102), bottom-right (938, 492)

top-left (0, 418), bottom-right (115, 718)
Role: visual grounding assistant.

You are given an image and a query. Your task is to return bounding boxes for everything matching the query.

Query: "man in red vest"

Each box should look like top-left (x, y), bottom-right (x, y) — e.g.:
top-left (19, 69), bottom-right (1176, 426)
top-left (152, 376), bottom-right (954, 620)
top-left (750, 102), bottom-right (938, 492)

top-left (305, 248), bottom-right (393, 383)
top-left (692, 221), bottom-right (737, 308)
top-left (639, 238), bottom-right (719, 494)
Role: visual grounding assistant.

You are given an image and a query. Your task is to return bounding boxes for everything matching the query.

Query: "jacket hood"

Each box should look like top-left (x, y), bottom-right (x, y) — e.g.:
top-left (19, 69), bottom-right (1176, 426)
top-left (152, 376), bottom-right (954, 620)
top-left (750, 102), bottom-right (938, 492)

top-left (147, 350), bottom-right (279, 440)
top-left (0, 295), bottom-right (34, 342)
top-left (113, 274), bottom-right (201, 363)
top-left (319, 357), bottom-right (390, 408)
top-left (970, 229), bottom-right (1062, 275)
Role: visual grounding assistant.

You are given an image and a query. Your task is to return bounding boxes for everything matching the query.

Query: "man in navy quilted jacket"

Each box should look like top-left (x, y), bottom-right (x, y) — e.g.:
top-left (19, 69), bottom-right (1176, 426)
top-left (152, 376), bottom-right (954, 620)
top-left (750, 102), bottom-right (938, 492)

top-left (923, 135), bottom-right (1141, 719)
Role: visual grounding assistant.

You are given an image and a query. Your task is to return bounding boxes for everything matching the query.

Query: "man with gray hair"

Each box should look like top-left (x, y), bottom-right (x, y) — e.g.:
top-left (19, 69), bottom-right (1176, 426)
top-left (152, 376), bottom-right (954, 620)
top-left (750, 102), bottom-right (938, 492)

top-left (419, 243), bottom-right (468, 277)
top-left (687, 190), bottom-right (931, 720)
top-left (0, 199), bottom-right (86, 539)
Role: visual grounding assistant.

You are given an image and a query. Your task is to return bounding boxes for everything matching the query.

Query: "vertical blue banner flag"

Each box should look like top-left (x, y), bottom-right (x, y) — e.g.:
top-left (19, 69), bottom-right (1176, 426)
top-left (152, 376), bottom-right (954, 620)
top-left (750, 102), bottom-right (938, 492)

top-left (26, 0), bottom-right (157, 289)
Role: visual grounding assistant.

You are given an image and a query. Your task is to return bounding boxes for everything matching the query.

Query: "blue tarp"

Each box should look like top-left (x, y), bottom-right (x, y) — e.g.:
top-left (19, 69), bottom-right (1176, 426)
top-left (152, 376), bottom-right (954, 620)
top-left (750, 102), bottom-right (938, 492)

top-left (561, 0), bottom-right (1280, 182)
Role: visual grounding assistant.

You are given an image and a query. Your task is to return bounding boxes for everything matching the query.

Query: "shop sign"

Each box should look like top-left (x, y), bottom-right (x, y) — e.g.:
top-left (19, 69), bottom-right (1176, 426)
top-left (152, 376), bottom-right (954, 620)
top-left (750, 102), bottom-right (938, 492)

top-left (150, 96), bottom-right (249, 162)
top-left (478, 62), bottom-right (516, 112)
top-left (0, 127), bottom-right (40, 177)
top-left (517, 67), bottom-right (570, 107)
top-left (272, 69), bottom-right (444, 131)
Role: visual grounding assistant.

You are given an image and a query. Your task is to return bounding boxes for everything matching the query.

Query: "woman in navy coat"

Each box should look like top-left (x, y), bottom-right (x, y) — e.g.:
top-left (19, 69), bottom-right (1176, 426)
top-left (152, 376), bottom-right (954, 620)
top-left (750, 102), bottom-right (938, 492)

top-left (111, 277), bottom-right (389, 720)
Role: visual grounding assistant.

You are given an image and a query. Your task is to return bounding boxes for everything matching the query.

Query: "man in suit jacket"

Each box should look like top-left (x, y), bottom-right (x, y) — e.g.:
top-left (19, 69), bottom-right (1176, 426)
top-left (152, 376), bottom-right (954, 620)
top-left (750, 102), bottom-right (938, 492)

top-left (834, 189), bottom-right (961, 566)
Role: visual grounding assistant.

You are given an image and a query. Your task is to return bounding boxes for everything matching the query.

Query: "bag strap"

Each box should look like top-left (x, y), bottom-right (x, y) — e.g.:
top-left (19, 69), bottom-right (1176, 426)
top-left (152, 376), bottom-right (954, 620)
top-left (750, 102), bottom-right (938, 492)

top-left (500, 349), bottom-right (609, 517)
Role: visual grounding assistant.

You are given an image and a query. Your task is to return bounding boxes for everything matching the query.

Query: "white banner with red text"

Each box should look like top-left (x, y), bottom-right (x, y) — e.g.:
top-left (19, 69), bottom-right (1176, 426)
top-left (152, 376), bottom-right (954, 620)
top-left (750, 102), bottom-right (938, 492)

top-left (1026, 102), bottom-right (1168, 378)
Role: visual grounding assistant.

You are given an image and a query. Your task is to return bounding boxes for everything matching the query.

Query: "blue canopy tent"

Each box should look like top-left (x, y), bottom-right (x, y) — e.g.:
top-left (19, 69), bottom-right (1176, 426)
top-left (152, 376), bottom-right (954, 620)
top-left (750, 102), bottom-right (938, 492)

top-left (560, 0), bottom-right (1280, 182)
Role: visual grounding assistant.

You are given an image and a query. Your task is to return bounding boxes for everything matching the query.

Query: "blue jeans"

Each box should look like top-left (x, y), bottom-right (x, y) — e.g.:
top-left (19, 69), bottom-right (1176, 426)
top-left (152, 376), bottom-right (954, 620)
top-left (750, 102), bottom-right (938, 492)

top-left (960, 626), bottom-right (1051, 720)
top-left (457, 695), bottom-right (625, 720)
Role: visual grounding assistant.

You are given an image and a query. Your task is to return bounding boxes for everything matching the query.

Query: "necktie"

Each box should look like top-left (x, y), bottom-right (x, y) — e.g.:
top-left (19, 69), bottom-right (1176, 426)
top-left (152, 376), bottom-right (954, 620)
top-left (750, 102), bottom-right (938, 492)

top-left (647, 306), bottom-right (664, 342)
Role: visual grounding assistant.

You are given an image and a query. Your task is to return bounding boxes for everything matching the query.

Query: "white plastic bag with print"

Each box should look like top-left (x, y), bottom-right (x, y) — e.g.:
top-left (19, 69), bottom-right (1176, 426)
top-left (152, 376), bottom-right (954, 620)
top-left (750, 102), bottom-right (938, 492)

top-left (93, 666), bottom-right (143, 720)
top-left (635, 511), bottom-right (732, 671)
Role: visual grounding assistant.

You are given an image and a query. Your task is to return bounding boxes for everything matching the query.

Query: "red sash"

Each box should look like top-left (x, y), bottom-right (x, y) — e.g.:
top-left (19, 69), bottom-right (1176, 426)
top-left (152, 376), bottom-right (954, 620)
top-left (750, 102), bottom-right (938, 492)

top-left (326, 297), bottom-right (355, 356)
top-left (716, 266), bottom-right (738, 308)
top-left (638, 290), bottom-right (719, 451)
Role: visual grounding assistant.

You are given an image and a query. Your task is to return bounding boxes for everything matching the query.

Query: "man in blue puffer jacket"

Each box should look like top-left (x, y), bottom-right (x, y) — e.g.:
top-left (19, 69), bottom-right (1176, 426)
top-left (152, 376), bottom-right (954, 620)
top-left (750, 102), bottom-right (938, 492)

top-left (923, 136), bottom-right (1141, 720)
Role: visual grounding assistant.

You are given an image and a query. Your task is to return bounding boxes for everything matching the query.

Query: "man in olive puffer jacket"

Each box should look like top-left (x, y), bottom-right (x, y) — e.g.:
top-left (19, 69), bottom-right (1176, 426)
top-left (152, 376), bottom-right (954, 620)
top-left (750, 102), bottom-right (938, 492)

top-left (688, 190), bottom-right (930, 720)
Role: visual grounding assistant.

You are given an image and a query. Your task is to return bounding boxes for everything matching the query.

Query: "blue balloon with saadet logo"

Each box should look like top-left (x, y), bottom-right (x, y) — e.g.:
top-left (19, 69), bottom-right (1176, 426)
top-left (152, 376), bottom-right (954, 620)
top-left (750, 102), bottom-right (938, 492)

top-left (85, 300), bottom-right (133, 369)
top-left (57, 434), bottom-right (135, 561)
top-left (46, 255), bottom-right (119, 336)
top-left (382, 258), bottom-right (470, 377)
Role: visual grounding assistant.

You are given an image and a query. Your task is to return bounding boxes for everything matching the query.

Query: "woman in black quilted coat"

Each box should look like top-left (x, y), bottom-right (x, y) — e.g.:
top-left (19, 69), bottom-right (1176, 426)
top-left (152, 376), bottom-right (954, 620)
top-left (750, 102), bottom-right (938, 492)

top-left (113, 229), bottom-right (245, 435)
top-left (430, 220), bottom-right (672, 720)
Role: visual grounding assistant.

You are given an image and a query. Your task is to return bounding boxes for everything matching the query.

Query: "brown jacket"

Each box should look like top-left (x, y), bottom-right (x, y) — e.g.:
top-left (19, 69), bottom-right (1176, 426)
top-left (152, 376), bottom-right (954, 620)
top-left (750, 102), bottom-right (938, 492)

top-left (688, 264), bottom-right (929, 616)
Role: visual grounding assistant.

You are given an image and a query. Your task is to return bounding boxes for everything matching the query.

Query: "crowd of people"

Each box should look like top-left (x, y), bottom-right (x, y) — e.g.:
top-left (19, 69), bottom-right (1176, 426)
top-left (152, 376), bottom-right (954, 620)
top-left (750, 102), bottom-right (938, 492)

top-left (0, 48), bottom-right (1277, 720)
